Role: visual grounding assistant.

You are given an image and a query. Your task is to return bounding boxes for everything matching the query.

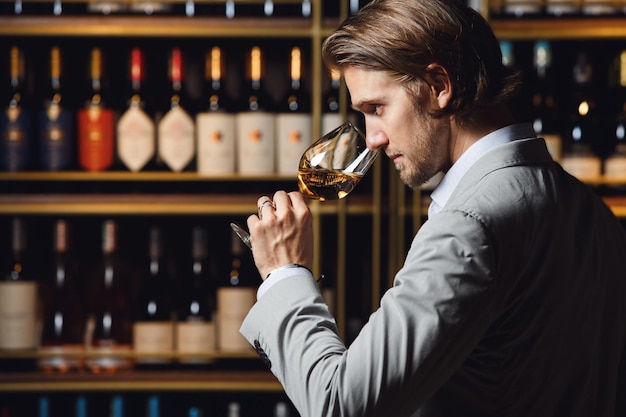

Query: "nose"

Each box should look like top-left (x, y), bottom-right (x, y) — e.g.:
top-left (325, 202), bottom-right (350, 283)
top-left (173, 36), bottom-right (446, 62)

top-left (365, 129), bottom-right (388, 151)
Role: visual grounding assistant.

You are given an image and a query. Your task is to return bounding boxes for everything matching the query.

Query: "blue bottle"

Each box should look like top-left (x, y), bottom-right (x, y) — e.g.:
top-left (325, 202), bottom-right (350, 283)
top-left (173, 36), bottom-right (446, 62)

top-left (39, 46), bottom-right (73, 171)
top-left (0, 46), bottom-right (31, 172)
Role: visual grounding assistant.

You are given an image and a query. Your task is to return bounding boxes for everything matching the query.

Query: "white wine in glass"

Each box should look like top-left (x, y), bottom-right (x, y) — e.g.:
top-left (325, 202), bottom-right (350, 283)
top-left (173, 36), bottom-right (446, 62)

top-left (298, 121), bottom-right (377, 201)
top-left (231, 121), bottom-right (378, 248)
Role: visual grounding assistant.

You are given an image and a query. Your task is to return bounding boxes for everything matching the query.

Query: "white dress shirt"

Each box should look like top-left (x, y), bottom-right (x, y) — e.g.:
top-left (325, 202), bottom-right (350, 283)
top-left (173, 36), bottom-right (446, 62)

top-left (428, 123), bottom-right (536, 218)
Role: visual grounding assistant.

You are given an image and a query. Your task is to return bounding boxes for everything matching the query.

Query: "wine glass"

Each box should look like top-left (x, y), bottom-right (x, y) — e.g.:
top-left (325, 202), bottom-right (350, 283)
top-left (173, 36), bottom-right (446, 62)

top-left (230, 121), bottom-right (378, 249)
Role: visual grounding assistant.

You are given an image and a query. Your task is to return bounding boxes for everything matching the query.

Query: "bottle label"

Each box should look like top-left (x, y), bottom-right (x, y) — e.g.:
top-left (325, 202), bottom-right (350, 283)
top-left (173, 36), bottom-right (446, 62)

top-left (561, 155), bottom-right (602, 180)
top-left (37, 345), bottom-right (84, 372)
top-left (176, 321), bottom-right (216, 355)
top-left (235, 111), bottom-right (275, 175)
top-left (0, 107), bottom-right (32, 172)
top-left (158, 106), bottom-right (195, 172)
top-left (38, 107), bottom-right (73, 171)
top-left (604, 156), bottom-right (626, 178)
top-left (321, 113), bottom-right (344, 138)
top-left (117, 106), bottom-right (155, 172)
top-left (541, 134), bottom-right (562, 162)
top-left (133, 321), bottom-right (174, 356)
top-left (322, 113), bottom-right (360, 139)
top-left (196, 112), bottom-right (236, 175)
top-left (0, 281), bottom-right (38, 349)
top-left (78, 107), bottom-right (115, 172)
top-left (582, 0), bottom-right (617, 15)
top-left (502, 0), bottom-right (542, 15)
top-left (545, 0), bottom-right (580, 15)
top-left (217, 287), bottom-right (256, 352)
top-left (276, 113), bottom-right (312, 176)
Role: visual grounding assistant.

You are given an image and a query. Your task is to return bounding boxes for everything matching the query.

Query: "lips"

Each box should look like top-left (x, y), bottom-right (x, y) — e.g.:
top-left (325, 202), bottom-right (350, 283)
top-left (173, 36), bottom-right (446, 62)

top-left (387, 153), bottom-right (402, 164)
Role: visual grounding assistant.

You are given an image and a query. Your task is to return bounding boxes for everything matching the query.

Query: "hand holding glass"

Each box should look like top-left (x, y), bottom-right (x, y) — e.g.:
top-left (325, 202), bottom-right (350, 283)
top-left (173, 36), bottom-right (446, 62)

top-left (231, 121), bottom-right (378, 249)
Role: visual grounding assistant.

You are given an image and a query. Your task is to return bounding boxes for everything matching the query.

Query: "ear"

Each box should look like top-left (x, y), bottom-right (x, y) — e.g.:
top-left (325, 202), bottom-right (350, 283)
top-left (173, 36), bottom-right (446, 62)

top-left (423, 63), bottom-right (452, 110)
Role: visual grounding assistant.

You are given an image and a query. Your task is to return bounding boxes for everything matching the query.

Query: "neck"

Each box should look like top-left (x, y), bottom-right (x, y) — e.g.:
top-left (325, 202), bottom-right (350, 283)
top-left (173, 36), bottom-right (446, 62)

top-left (449, 105), bottom-right (516, 164)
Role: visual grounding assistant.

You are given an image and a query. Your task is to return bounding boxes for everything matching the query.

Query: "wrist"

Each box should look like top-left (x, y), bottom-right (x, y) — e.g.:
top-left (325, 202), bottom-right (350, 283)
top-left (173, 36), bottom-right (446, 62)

top-left (265, 263), bottom-right (312, 280)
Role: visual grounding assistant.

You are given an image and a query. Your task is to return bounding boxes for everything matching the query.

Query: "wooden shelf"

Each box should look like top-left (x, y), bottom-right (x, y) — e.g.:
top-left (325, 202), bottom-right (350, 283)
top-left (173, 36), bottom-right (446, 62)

top-left (0, 370), bottom-right (282, 392)
top-left (3, 15), bottom-right (626, 40)
top-left (0, 15), bottom-right (339, 37)
top-left (0, 171), bottom-right (297, 182)
top-left (0, 193), bottom-right (375, 215)
top-left (0, 349), bottom-right (259, 360)
top-left (491, 17), bottom-right (626, 40)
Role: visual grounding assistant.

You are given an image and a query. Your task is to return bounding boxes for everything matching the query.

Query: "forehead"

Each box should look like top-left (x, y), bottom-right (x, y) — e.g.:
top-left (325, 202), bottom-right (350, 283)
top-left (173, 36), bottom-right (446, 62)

top-left (344, 67), bottom-right (403, 104)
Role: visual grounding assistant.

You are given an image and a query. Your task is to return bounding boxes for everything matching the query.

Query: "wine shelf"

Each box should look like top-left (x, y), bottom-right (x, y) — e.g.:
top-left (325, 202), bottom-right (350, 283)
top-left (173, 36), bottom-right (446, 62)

top-left (0, 370), bottom-right (282, 392)
top-left (2, 16), bottom-right (626, 40)
top-left (490, 18), bottom-right (626, 39)
top-left (0, 172), bottom-right (297, 182)
top-left (0, 349), bottom-right (259, 360)
top-left (0, 193), bottom-right (375, 215)
top-left (0, 15), bottom-right (339, 37)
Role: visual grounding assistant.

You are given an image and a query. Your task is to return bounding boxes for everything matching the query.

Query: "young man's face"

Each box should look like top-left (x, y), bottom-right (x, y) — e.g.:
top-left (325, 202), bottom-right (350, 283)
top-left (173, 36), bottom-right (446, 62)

top-left (344, 66), bottom-right (450, 188)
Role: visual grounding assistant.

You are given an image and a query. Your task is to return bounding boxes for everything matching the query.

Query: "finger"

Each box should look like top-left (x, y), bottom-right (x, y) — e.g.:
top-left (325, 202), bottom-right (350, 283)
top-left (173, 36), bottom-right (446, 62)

top-left (287, 191), bottom-right (307, 210)
top-left (257, 200), bottom-right (275, 220)
top-left (271, 190), bottom-right (292, 212)
top-left (256, 196), bottom-right (275, 220)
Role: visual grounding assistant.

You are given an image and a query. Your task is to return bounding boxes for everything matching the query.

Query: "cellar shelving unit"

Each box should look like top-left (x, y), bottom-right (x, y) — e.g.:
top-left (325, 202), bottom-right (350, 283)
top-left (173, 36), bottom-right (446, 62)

top-left (0, 0), bottom-right (382, 402)
top-left (1, 0), bottom-right (626, 405)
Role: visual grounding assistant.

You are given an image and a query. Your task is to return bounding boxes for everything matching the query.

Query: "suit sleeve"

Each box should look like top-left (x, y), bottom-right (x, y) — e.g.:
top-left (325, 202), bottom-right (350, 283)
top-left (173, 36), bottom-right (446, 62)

top-left (240, 209), bottom-right (499, 417)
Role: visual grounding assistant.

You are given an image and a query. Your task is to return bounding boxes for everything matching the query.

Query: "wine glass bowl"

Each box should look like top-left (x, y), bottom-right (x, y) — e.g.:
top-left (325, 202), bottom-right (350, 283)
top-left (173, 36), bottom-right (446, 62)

top-left (297, 121), bottom-right (378, 201)
top-left (231, 121), bottom-right (377, 248)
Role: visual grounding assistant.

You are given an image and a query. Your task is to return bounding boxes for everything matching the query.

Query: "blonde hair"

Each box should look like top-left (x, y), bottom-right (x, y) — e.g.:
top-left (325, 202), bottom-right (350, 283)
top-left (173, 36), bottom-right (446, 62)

top-left (322, 0), bottom-right (521, 124)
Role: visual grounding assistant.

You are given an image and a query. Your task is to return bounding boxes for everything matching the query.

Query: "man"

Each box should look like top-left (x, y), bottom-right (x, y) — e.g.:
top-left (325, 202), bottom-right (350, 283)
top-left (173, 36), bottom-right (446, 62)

top-left (240, 1), bottom-right (626, 416)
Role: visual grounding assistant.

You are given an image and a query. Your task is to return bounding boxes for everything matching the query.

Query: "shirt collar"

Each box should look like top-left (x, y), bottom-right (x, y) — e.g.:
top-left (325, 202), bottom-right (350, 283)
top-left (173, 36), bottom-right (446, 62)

top-left (428, 123), bottom-right (536, 218)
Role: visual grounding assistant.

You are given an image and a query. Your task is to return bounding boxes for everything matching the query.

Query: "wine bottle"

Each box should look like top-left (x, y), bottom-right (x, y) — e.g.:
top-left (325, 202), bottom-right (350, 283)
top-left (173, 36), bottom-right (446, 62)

top-left (129, 0), bottom-right (171, 14)
top-left (604, 49), bottom-right (626, 179)
top-left (265, 0), bottom-right (311, 17)
top-left (187, 406), bottom-right (203, 417)
top-left (133, 226), bottom-right (174, 365)
top-left (225, 0), bottom-right (234, 17)
top-left (529, 41), bottom-right (562, 162)
top-left (176, 225), bottom-right (216, 363)
top-left (87, 0), bottom-right (127, 14)
top-left (273, 401), bottom-right (291, 417)
top-left (157, 47), bottom-right (195, 172)
top-left (500, 0), bottom-right (542, 17)
top-left (0, 46), bottom-right (32, 172)
top-left (545, 0), bottom-right (580, 16)
top-left (322, 68), bottom-right (342, 136)
top-left (145, 395), bottom-right (161, 417)
top-left (117, 48), bottom-right (156, 172)
top-left (38, 396), bottom-right (49, 417)
top-left (75, 396), bottom-right (88, 417)
top-left (196, 46), bottom-right (236, 176)
top-left (581, 0), bottom-right (618, 15)
top-left (560, 51), bottom-right (602, 181)
top-left (217, 230), bottom-right (257, 352)
top-left (235, 46), bottom-right (276, 175)
top-left (0, 218), bottom-right (38, 350)
top-left (38, 219), bottom-right (85, 373)
top-left (227, 402), bottom-right (241, 417)
top-left (276, 46), bottom-right (312, 176)
top-left (77, 47), bottom-right (115, 172)
top-left (39, 46), bottom-right (74, 171)
top-left (86, 219), bottom-right (133, 373)
top-left (109, 395), bottom-right (125, 417)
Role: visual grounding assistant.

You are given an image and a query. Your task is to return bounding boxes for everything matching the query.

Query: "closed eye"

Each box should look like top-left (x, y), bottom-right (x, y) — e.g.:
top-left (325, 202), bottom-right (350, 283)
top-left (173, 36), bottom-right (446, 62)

top-left (362, 104), bottom-right (382, 116)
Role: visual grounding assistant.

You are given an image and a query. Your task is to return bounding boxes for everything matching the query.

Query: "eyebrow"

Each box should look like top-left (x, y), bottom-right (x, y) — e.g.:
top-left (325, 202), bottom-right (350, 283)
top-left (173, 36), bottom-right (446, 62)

top-left (351, 98), bottom-right (378, 112)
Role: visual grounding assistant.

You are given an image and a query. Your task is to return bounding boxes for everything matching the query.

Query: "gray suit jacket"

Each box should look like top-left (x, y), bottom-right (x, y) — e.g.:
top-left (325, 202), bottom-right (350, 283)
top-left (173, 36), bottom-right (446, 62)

top-left (241, 137), bottom-right (626, 417)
